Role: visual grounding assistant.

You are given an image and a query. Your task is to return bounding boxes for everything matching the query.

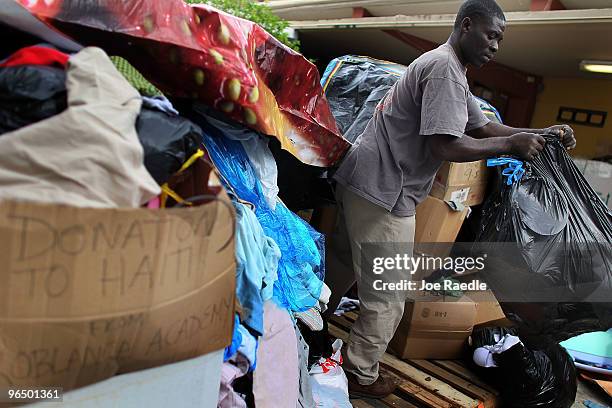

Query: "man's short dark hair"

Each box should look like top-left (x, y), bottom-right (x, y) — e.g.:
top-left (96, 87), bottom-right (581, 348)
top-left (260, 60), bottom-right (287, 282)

top-left (454, 0), bottom-right (506, 28)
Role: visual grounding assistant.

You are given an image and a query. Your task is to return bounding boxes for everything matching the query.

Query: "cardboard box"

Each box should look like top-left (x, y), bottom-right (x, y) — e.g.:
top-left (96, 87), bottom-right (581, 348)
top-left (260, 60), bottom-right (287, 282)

top-left (429, 181), bottom-right (487, 207)
top-left (390, 293), bottom-right (477, 360)
top-left (415, 196), bottom-right (469, 244)
top-left (435, 161), bottom-right (488, 187)
top-left (0, 194), bottom-right (236, 390)
top-left (573, 158), bottom-right (612, 210)
top-left (464, 290), bottom-right (508, 327)
top-left (431, 161), bottom-right (489, 206)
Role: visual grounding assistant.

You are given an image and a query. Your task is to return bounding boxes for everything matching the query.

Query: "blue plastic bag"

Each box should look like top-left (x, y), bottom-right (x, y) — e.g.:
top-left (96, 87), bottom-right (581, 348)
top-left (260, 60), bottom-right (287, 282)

top-left (200, 125), bottom-right (325, 312)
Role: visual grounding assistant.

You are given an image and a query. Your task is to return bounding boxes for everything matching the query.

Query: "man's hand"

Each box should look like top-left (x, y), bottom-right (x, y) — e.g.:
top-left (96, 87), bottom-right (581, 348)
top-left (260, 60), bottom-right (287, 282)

top-left (509, 132), bottom-right (546, 161)
top-left (543, 124), bottom-right (576, 150)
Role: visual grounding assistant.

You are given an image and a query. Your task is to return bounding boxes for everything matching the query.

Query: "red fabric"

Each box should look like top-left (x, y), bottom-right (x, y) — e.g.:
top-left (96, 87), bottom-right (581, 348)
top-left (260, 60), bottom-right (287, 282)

top-left (0, 45), bottom-right (69, 68)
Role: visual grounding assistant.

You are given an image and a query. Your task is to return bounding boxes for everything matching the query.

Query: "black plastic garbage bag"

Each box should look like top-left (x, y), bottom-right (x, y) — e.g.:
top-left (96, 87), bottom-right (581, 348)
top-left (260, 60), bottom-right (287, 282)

top-left (320, 56), bottom-right (405, 143)
top-left (469, 326), bottom-right (577, 408)
top-left (320, 55), bottom-right (503, 144)
top-left (475, 136), bottom-right (612, 304)
top-left (0, 65), bottom-right (67, 134)
top-left (136, 107), bottom-right (202, 185)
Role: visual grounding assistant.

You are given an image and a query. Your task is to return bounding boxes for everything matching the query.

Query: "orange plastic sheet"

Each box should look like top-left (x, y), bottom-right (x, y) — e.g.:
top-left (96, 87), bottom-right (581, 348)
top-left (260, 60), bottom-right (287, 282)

top-left (20, 0), bottom-right (349, 167)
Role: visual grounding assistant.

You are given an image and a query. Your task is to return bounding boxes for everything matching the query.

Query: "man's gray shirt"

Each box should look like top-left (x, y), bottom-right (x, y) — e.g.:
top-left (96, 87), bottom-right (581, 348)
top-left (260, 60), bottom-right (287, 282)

top-left (334, 43), bottom-right (490, 216)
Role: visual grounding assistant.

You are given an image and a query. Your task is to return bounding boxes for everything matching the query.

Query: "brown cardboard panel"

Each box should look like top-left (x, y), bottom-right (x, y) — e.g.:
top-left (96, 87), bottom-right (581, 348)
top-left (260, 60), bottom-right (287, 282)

top-left (0, 196), bottom-right (236, 390)
top-left (464, 290), bottom-right (507, 327)
top-left (434, 161), bottom-right (488, 187)
top-left (415, 196), bottom-right (469, 244)
top-left (390, 294), bottom-right (477, 360)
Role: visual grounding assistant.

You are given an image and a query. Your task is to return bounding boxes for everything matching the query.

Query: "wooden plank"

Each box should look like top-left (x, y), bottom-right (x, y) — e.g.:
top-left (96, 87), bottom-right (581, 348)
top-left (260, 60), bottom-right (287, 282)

top-left (351, 398), bottom-right (387, 408)
top-left (572, 377), bottom-right (612, 408)
top-left (380, 353), bottom-right (480, 408)
top-left (431, 361), bottom-right (497, 393)
top-left (328, 323), bottom-right (479, 408)
top-left (409, 359), bottom-right (498, 407)
top-left (382, 368), bottom-right (456, 408)
top-left (381, 393), bottom-right (420, 408)
top-left (328, 324), bottom-right (454, 408)
top-left (332, 312), bottom-right (501, 407)
top-left (344, 311), bottom-right (359, 322)
top-left (337, 313), bottom-right (497, 395)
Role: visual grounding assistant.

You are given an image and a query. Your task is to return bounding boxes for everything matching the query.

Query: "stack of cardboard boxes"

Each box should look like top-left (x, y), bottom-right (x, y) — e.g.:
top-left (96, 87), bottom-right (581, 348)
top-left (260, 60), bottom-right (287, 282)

top-left (430, 160), bottom-right (489, 207)
top-left (414, 160), bottom-right (489, 244)
top-left (391, 160), bottom-right (511, 360)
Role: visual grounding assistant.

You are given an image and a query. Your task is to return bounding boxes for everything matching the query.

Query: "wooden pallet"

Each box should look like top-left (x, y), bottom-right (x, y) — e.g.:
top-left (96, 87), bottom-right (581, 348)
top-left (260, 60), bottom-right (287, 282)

top-left (330, 312), bottom-right (500, 408)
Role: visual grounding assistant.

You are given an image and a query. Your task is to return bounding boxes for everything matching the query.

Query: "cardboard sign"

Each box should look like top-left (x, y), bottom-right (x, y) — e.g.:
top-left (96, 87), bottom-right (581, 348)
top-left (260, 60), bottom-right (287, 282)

top-left (0, 197), bottom-right (235, 390)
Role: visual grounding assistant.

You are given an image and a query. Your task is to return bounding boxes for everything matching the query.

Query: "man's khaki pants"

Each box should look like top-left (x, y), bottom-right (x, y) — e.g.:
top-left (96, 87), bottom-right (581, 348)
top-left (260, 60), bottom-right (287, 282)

top-left (325, 184), bottom-right (415, 385)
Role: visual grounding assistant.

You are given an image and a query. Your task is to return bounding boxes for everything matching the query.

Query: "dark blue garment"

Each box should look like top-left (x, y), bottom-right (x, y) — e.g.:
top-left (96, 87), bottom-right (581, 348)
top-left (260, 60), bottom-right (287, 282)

top-left (199, 123), bottom-right (325, 312)
top-left (224, 314), bottom-right (243, 362)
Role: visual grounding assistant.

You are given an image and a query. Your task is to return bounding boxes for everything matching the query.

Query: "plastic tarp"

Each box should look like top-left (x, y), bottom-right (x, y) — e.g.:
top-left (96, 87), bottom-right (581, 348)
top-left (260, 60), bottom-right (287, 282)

top-left (19, 0), bottom-right (349, 167)
top-left (321, 55), bottom-right (502, 143)
top-left (476, 136), bottom-right (612, 303)
top-left (196, 116), bottom-right (325, 312)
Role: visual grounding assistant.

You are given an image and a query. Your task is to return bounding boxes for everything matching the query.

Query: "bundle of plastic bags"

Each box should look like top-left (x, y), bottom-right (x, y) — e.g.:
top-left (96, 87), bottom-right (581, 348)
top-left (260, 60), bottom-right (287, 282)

top-left (469, 326), bottom-right (577, 408)
top-left (476, 136), bottom-right (612, 304)
top-left (321, 55), bottom-right (502, 143)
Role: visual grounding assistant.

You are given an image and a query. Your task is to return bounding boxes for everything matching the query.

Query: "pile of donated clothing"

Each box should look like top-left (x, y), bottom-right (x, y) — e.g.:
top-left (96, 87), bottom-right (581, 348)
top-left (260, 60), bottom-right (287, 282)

top-left (0, 0), bottom-right (356, 406)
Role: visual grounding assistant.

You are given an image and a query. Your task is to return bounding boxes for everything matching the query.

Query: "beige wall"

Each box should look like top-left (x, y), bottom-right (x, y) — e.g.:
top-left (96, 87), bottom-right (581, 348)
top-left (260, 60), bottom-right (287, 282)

top-left (531, 77), bottom-right (612, 158)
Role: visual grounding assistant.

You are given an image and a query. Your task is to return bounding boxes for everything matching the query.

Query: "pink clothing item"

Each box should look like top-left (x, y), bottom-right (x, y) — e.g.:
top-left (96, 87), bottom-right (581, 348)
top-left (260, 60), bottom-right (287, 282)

top-left (218, 354), bottom-right (249, 408)
top-left (146, 196), bottom-right (161, 209)
top-left (253, 301), bottom-right (299, 407)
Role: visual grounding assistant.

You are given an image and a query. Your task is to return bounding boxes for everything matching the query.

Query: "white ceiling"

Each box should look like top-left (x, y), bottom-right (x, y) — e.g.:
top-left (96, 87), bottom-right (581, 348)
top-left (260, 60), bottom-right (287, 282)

top-left (266, 0), bottom-right (612, 20)
top-left (300, 23), bottom-right (612, 78)
top-left (291, 7), bottom-right (612, 78)
top-left (561, 0), bottom-right (612, 9)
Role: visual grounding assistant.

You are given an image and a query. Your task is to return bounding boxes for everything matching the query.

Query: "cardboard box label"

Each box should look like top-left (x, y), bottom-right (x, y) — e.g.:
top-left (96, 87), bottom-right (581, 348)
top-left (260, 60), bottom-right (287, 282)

top-left (450, 187), bottom-right (471, 203)
top-left (430, 182), bottom-right (487, 207)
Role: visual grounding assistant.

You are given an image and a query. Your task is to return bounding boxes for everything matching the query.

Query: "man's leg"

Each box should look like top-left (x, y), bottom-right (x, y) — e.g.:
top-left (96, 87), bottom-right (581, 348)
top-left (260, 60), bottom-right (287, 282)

top-left (324, 184), bottom-right (358, 319)
top-left (339, 186), bottom-right (415, 386)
